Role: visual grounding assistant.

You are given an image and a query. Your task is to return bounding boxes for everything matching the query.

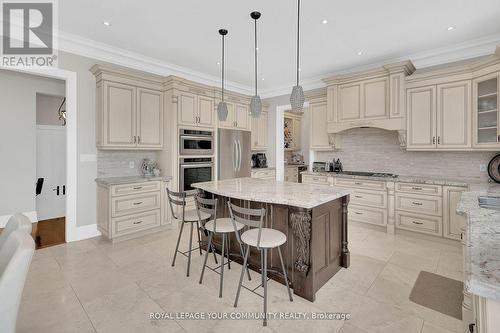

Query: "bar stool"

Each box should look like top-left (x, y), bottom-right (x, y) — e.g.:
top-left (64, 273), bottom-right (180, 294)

top-left (168, 188), bottom-right (212, 277)
top-left (228, 201), bottom-right (293, 327)
top-left (196, 195), bottom-right (251, 297)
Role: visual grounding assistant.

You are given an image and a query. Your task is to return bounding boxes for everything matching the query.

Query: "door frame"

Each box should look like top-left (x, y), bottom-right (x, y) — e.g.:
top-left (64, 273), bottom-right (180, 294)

top-left (2, 66), bottom-right (80, 242)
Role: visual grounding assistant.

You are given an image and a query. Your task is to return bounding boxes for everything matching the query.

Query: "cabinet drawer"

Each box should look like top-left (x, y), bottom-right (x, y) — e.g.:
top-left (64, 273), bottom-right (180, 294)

top-left (251, 170), bottom-right (275, 179)
top-left (302, 174), bottom-right (330, 185)
top-left (111, 192), bottom-right (161, 217)
top-left (396, 182), bottom-right (442, 196)
top-left (396, 193), bottom-right (442, 216)
top-left (111, 209), bottom-right (160, 237)
top-left (284, 167), bottom-right (297, 176)
top-left (396, 211), bottom-right (442, 236)
top-left (335, 178), bottom-right (386, 190)
top-left (111, 181), bottom-right (161, 196)
top-left (351, 189), bottom-right (387, 209)
top-left (349, 205), bottom-right (387, 226)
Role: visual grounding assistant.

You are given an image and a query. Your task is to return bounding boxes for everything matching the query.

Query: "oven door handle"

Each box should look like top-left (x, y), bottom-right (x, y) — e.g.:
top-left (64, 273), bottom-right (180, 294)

top-left (180, 163), bottom-right (213, 169)
top-left (180, 135), bottom-right (213, 140)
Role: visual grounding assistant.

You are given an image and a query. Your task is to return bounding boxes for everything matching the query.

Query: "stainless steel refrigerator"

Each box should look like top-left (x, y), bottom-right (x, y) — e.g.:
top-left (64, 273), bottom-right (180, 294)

top-left (218, 129), bottom-right (251, 179)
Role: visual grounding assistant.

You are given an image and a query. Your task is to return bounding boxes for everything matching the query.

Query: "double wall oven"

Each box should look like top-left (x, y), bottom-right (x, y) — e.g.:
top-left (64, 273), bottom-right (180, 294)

top-left (179, 129), bottom-right (214, 191)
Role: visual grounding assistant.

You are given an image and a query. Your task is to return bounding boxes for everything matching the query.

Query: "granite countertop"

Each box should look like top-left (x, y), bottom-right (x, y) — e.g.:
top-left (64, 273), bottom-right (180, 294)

top-left (95, 175), bottom-right (172, 186)
top-left (300, 171), bottom-right (469, 187)
top-left (457, 185), bottom-right (500, 300)
top-left (192, 177), bottom-right (351, 209)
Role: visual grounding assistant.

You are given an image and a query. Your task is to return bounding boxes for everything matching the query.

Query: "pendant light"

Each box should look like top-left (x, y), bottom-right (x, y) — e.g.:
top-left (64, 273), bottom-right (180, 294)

top-left (249, 11), bottom-right (262, 118)
top-left (289, 0), bottom-right (305, 113)
top-left (217, 29), bottom-right (229, 121)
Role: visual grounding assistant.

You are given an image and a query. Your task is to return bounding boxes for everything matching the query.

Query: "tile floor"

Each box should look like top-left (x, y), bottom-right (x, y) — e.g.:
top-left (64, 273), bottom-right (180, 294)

top-left (17, 224), bottom-right (464, 333)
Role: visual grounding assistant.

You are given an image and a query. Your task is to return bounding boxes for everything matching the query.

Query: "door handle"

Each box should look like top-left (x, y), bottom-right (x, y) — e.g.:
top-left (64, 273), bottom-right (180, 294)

top-left (52, 186), bottom-right (60, 196)
top-left (63, 185), bottom-right (66, 195)
top-left (233, 141), bottom-right (237, 172)
top-left (237, 140), bottom-right (242, 172)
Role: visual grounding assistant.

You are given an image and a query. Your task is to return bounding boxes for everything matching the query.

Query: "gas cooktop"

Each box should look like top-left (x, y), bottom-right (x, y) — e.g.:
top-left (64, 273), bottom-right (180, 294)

top-left (338, 171), bottom-right (398, 178)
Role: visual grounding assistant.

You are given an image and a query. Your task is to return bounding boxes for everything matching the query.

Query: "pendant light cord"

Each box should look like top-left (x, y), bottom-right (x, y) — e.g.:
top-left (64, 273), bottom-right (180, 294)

top-left (254, 18), bottom-right (258, 95)
top-left (296, 0), bottom-right (300, 86)
top-left (221, 34), bottom-right (225, 102)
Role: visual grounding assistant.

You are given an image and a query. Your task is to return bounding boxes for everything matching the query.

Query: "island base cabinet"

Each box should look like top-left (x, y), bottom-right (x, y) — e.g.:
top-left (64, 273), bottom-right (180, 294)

top-left (202, 194), bottom-right (349, 302)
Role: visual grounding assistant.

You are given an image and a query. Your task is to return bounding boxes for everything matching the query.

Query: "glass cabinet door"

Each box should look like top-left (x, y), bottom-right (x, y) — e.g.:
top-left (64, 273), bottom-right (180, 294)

top-left (475, 74), bottom-right (499, 147)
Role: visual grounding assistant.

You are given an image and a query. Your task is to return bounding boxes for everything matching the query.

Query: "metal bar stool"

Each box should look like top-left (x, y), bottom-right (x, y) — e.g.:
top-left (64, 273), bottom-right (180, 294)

top-left (228, 201), bottom-right (293, 327)
top-left (168, 188), bottom-right (214, 277)
top-left (196, 195), bottom-right (251, 297)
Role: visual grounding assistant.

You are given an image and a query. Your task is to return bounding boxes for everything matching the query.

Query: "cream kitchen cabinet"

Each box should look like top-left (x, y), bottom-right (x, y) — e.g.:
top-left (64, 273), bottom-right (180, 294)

top-left (443, 186), bottom-right (467, 240)
top-left (178, 92), bottom-right (214, 128)
top-left (407, 80), bottom-right (471, 150)
top-left (97, 81), bottom-right (163, 149)
top-left (218, 101), bottom-right (250, 131)
top-left (284, 166), bottom-right (299, 183)
top-left (251, 111), bottom-right (268, 150)
top-left (284, 112), bottom-right (302, 151)
top-left (309, 101), bottom-right (331, 150)
top-left (473, 72), bottom-right (500, 149)
top-left (92, 65), bottom-right (164, 150)
top-left (251, 168), bottom-right (275, 180)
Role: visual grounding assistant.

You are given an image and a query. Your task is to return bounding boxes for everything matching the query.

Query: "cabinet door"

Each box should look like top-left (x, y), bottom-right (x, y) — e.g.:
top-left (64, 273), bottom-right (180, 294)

top-left (407, 86), bottom-right (437, 149)
top-left (218, 102), bottom-right (234, 128)
top-left (293, 118), bottom-right (301, 149)
top-left (136, 88), bottom-right (163, 149)
top-left (251, 115), bottom-right (259, 149)
top-left (178, 92), bottom-right (197, 126)
top-left (252, 111), bottom-right (268, 150)
top-left (235, 104), bottom-right (250, 130)
top-left (338, 83), bottom-right (361, 121)
top-left (103, 81), bottom-right (136, 147)
top-left (437, 81), bottom-right (471, 149)
top-left (443, 186), bottom-right (466, 240)
top-left (310, 102), bottom-right (331, 149)
top-left (363, 77), bottom-right (388, 119)
top-left (473, 73), bottom-right (500, 149)
top-left (198, 96), bottom-right (214, 127)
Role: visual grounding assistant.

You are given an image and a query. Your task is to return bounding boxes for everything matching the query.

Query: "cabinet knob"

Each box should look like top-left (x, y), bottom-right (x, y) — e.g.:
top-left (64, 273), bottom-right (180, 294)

top-left (437, 136), bottom-right (440, 144)
top-left (432, 136), bottom-right (436, 144)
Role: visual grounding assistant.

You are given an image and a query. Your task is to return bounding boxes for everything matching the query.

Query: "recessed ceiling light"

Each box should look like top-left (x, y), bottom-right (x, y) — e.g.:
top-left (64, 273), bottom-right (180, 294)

top-left (261, 78), bottom-right (265, 81)
top-left (298, 68), bottom-right (302, 72)
top-left (447, 26), bottom-right (454, 31)
top-left (217, 62), bottom-right (221, 65)
top-left (103, 21), bottom-right (111, 26)
top-left (357, 51), bottom-right (363, 56)
top-left (256, 47), bottom-right (259, 51)
top-left (321, 19), bottom-right (328, 24)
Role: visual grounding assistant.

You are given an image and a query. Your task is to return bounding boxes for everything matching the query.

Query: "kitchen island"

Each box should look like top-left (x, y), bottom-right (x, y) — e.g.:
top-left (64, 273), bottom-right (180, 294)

top-left (192, 177), bottom-right (351, 301)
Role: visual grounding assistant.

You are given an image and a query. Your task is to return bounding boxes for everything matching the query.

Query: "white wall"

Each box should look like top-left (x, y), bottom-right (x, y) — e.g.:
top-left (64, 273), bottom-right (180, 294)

top-left (0, 70), bottom-right (65, 216)
top-left (263, 94), bottom-right (291, 167)
top-left (36, 93), bottom-right (65, 126)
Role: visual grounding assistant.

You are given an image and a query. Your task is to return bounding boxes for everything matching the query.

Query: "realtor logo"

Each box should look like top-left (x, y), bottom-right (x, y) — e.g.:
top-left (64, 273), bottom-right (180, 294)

top-left (1, 0), bottom-right (58, 67)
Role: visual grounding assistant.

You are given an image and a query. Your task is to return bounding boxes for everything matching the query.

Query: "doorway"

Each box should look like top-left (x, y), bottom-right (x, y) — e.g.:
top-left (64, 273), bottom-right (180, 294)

top-left (35, 93), bottom-right (67, 248)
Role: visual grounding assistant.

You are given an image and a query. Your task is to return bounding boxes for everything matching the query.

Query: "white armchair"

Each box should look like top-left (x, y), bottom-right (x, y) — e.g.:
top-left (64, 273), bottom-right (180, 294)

top-left (0, 214), bottom-right (32, 249)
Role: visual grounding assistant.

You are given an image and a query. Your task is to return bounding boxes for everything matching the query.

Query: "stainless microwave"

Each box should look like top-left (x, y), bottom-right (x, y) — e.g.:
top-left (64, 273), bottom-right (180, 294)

top-left (179, 129), bottom-right (214, 156)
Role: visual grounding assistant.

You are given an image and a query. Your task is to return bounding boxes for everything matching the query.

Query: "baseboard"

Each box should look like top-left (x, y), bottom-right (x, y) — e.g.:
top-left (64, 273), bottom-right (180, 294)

top-left (0, 211), bottom-right (37, 228)
top-left (66, 224), bottom-right (101, 242)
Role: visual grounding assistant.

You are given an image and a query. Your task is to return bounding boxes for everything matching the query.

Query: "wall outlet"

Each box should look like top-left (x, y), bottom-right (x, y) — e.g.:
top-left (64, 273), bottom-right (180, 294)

top-left (480, 164), bottom-right (487, 172)
top-left (129, 161), bottom-right (135, 169)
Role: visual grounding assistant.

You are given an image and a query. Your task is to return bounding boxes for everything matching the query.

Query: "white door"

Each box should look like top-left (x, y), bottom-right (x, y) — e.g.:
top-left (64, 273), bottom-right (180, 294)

top-left (36, 125), bottom-right (66, 221)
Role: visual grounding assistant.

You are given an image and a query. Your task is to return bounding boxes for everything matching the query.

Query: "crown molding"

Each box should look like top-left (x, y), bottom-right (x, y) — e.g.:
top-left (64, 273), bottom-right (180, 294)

top-left (58, 31), bottom-right (254, 95)
top-left (58, 30), bottom-right (500, 99)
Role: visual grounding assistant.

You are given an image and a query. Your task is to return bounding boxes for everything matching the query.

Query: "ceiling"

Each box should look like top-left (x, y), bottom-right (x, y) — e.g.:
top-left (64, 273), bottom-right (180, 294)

top-left (59, 0), bottom-right (500, 96)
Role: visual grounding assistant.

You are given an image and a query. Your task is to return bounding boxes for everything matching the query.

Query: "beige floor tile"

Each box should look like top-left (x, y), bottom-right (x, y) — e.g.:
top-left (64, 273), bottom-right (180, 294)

top-left (338, 323), bottom-right (370, 333)
top-left (17, 284), bottom-right (95, 333)
top-left (82, 283), bottom-right (184, 333)
top-left (436, 250), bottom-right (463, 281)
top-left (387, 251), bottom-right (439, 272)
top-left (421, 321), bottom-right (459, 333)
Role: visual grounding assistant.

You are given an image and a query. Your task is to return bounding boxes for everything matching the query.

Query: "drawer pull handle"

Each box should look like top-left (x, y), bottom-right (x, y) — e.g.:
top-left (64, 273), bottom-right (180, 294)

top-left (412, 187), bottom-right (422, 190)
top-left (133, 221), bottom-right (143, 225)
top-left (412, 221), bottom-right (423, 225)
top-left (133, 202), bottom-right (143, 205)
top-left (133, 186), bottom-right (143, 190)
top-left (354, 212), bottom-right (363, 215)
top-left (412, 202), bottom-right (423, 206)
top-left (354, 195), bottom-right (363, 198)
top-left (354, 182), bottom-right (363, 185)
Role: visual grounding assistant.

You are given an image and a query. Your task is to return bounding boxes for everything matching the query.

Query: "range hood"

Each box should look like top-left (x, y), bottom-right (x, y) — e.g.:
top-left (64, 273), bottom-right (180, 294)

top-left (322, 60), bottom-right (415, 149)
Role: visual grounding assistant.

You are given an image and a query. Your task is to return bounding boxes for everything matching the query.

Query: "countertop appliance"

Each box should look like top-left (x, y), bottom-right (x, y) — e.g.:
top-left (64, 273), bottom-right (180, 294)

top-left (252, 153), bottom-right (268, 168)
top-left (333, 159), bottom-right (343, 173)
top-left (218, 129), bottom-right (251, 179)
top-left (298, 165), bottom-right (308, 183)
top-left (179, 129), bottom-right (213, 156)
top-left (179, 157), bottom-right (213, 191)
top-left (312, 162), bottom-right (327, 172)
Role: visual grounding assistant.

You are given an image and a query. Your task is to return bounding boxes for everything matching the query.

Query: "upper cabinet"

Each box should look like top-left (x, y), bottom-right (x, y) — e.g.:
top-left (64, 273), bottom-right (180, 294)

top-left (284, 112), bottom-right (302, 151)
top-left (307, 89), bottom-right (335, 150)
top-left (178, 91), bottom-right (214, 128)
top-left (406, 47), bottom-right (500, 151)
top-left (216, 92), bottom-right (251, 131)
top-left (324, 61), bottom-right (415, 135)
top-left (92, 65), bottom-right (164, 150)
top-left (251, 109), bottom-right (268, 151)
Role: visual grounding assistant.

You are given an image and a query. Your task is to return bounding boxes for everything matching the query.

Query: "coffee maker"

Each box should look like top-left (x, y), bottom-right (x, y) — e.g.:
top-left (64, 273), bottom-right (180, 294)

top-left (251, 153), bottom-right (268, 168)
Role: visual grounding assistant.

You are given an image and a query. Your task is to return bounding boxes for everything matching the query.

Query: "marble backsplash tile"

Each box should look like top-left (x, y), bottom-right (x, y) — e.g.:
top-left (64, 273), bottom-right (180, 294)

top-left (316, 128), bottom-right (496, 184)
top-left (97, 150), bottom-right (159, 178)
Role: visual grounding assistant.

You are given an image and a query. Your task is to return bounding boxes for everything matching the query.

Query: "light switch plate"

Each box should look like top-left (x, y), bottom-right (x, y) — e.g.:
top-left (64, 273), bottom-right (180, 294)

top-left (480, 164), bottom-right (487, 172)
top-left (129, 161), bottom-right (135, 169)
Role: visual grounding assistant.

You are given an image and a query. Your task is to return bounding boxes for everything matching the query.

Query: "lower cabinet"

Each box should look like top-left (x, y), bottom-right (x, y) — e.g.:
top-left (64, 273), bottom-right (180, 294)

top-left (97, 180), bottom-right (172, 241)
top-left (251, 168), bottom-right (276, 180)
top-left (284, 166), bottom-right (299, 183)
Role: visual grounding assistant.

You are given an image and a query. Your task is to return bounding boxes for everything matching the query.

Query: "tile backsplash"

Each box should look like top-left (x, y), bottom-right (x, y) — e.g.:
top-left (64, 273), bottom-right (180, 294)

top-left (97, 151), bottom-right (159, 178)
top-left (316, 128), bottom-right (497, 184)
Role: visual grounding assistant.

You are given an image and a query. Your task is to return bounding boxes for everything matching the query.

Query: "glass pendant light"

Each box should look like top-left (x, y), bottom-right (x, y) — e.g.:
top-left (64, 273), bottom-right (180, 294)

top-left (217, 29), bottom-right (229, 121)
top-left (290, 0), bottom-right (305, 113)
top-left (249, 11), bottom-right (262, 118)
